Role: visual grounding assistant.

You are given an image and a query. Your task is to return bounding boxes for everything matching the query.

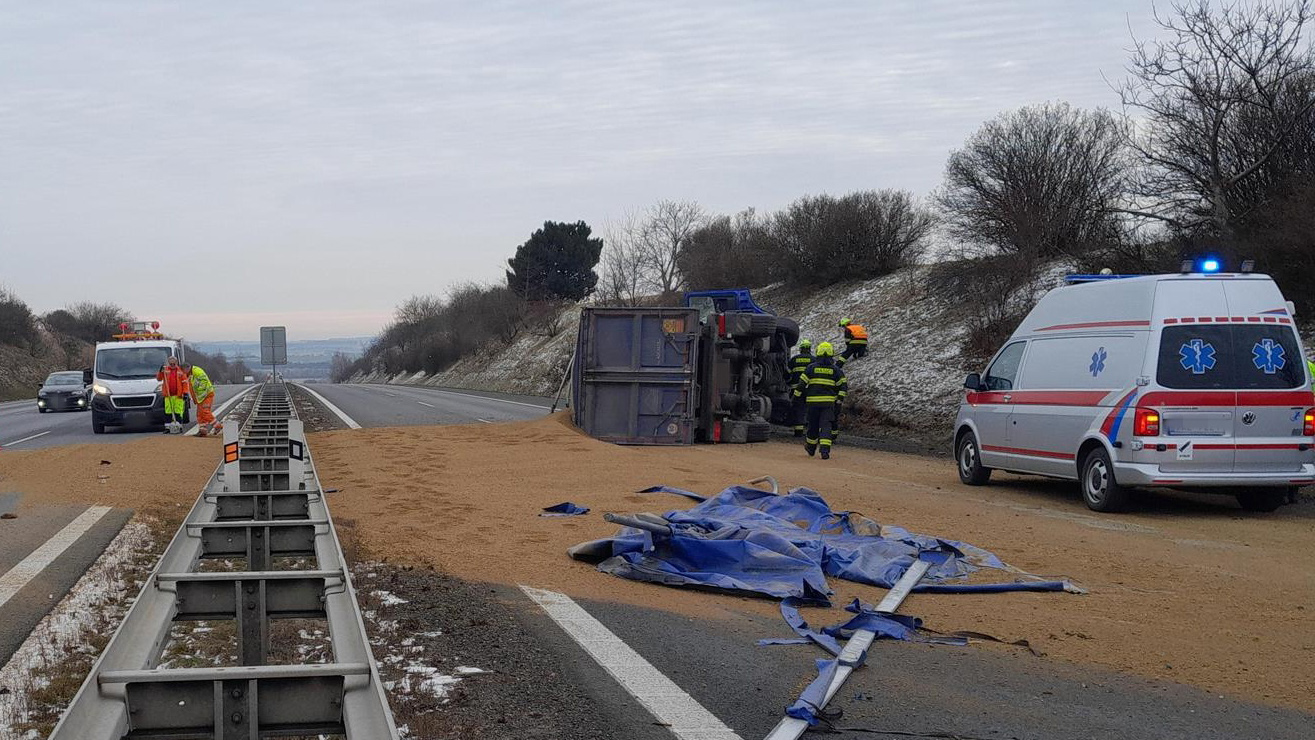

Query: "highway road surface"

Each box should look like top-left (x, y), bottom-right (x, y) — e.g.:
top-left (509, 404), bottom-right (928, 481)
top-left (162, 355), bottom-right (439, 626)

top-left (4, 383), bottom-right (1311, 739)
top-left (296, 382), bottom-right (554, 427)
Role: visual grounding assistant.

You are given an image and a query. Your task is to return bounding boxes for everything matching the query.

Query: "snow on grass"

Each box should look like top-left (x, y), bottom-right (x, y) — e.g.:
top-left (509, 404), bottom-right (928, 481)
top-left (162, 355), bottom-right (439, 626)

top-left (0, 519), bottom-right (154, 739)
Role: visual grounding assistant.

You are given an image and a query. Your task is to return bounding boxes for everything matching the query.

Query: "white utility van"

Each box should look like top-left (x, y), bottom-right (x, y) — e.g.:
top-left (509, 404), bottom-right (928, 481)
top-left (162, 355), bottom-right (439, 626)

top-left (955, 271), bottom-right (1314, 512)
top-left (89, 322), bottom-right (186, 434)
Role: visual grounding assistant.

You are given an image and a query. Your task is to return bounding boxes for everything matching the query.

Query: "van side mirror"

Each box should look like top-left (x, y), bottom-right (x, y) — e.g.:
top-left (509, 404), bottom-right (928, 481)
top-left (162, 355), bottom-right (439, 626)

top-left (963, 372), bottom-right (984, 391)
top-left (82, 369), bottom-right (93, 384)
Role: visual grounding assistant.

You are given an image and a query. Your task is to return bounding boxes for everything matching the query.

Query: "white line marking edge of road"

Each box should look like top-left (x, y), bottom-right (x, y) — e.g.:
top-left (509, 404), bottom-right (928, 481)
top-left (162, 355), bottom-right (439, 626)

top-left (415, 401), bottom-right (435, 408)
top-left (294, 384), bottom-right (363, 429)
top-left (184, 385), bottom-right (258, 437)
top-left (360, 383), bottom-right (553, 410)
top-left (0, 506), bottom-right (114, 608)
top-left (1, 430), bottom-right (52, 447)
top-left (520, 585), bottom-right (742, 740)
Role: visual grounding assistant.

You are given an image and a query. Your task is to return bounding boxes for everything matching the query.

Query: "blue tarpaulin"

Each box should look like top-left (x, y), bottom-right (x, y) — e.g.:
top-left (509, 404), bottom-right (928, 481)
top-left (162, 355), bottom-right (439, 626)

top-left (542, 502), bottom-right (591, 517)
top-left (569, 485), bottom-right (1076, 601)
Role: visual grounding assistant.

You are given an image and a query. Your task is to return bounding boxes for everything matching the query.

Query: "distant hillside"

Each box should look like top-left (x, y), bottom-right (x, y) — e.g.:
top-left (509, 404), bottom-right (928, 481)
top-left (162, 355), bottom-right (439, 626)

top-left (190, 337), bottom-right (372, 381)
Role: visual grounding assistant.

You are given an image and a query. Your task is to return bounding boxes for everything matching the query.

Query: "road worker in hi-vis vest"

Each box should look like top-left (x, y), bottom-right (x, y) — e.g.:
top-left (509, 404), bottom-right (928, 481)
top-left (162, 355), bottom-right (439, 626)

top-left (838, 318), bottom-right (868, 361)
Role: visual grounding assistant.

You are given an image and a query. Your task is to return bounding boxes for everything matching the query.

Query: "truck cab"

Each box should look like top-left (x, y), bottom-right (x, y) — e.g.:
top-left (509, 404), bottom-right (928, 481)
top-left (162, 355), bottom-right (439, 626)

top-left (89, 321), bottom-right (187, 434)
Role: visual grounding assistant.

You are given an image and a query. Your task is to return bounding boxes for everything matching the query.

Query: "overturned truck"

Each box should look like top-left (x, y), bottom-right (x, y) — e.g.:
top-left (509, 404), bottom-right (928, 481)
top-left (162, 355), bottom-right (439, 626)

top-left (571, 290), bottom-right (800, 444)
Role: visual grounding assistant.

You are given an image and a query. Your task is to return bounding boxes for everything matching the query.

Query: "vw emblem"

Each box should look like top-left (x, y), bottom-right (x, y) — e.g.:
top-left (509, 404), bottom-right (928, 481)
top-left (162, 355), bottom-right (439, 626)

top-left (1242, 412), bottom-right (1257, 425)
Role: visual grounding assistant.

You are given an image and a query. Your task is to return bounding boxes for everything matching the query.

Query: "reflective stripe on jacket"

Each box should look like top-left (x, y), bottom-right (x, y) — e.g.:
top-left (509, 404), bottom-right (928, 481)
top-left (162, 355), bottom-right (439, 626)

top-left (844, 324), bottom-right (869, 343)
top-left (795, 359), bottom-right (848, 405)
top-left (190, 366), bottom-right (214, 400)
top-left (788, 352), bottom-right (813, 385)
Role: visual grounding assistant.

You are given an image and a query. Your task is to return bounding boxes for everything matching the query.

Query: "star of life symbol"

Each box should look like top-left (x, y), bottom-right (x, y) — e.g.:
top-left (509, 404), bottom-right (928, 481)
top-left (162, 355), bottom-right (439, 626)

top-left (1252, 338), bottom-right (1286, 374)
top-left (1179, 339), bottom-right (1216, 375)
top-left (1089, 347), bottom-right (1107, 377)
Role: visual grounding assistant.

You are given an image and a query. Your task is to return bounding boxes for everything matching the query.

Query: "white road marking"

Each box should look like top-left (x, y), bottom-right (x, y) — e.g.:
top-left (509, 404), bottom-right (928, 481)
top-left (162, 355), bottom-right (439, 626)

top-left (477, 418), bottom-right (493, 424)
top-left (0, 506), bottom-right (113, 608)
top-left (416, 387), bottom-right (553, 410)
top-left (416, 401), bottom-right (436, 408)
top-left (2, 431), bottom-right (51, 447)
top-left (293, 384), bottom-right (362, 429)
top-left (184, 385), bottom-right (258, 437)
top-left (520, 586), bottom-right (742, 740)
top-left (385, 392), bottom-right (398, 397)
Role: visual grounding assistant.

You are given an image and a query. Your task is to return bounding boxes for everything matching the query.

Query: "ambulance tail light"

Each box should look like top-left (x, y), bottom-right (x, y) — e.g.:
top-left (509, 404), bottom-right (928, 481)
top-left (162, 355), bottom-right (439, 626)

top-left (1304, 408), bottom-right (1314, 437)
top-left (1133, 408), bottom-right (1160, 436)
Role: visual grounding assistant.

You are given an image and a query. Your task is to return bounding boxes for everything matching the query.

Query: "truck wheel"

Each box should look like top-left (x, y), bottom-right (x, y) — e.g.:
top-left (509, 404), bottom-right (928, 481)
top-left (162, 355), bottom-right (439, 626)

top-left (1080, 448), bottom-right (1129, 512)
top-left (746, 421), bottom-right (772, 443)
top-left (1235, 488), bottom-right (1285, 513)
top-left (745, 313), bottom-right (776, 338)
top-left (956, 431), bottom-right (992, 485)
top-left (92, 420), bottom-right (106, 434)
top-left (775, 317), bottom-right (801, 347)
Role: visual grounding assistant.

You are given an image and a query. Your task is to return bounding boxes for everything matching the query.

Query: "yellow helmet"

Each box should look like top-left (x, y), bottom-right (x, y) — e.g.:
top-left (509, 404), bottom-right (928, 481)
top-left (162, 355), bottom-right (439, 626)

top-left (838, 318), bottom-right (851, 327)
top-left (798, 338), bottom-right (812, 350)
top-left (816, 341), bottom-right (834, 357)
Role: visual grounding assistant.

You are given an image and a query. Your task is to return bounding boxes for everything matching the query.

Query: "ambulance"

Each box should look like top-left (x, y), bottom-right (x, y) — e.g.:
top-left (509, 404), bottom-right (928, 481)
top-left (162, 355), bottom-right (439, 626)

top-left (954, 265), bottom-right (1314, 512)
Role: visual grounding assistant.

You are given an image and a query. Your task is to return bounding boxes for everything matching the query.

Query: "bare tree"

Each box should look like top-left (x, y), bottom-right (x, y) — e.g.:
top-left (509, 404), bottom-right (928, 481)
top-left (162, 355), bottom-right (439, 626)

top-left (597, 212), bottom-right (648, 306)
top-left (636, 200), bottom-right (706, 299)
top-left (677, 208), bottom-right (777, 290)
top-left (938, 102), bottom-right (1131, 259)
top-left (1118, 0), bottom-right (1315, 237)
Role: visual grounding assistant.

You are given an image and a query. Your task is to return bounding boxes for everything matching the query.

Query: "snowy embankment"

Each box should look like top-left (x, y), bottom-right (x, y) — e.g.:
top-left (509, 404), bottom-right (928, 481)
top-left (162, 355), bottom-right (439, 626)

top-left (350, 264), bottom-right (1069, 435)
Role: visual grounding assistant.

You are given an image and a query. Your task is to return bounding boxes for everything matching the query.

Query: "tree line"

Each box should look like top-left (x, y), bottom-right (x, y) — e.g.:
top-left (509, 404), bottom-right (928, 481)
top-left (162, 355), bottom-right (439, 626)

top-left (342, 0), bottom-right (1315, 379)
top-left (0, 291), bottom-right (254, 384)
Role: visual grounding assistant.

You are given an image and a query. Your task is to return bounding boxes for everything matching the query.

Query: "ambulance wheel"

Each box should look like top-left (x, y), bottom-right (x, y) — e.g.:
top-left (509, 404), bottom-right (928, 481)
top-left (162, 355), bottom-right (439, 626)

top-left (1080, 448), bottom-right (1128, 512)
top-left (1235, 488), bottom-right (1285, 513)
top-left (956, 431), bottom-right (992, 485)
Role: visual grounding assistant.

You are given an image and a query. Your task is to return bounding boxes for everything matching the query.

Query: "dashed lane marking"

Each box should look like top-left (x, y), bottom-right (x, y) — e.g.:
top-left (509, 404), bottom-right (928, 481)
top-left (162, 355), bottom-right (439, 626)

top-left (416, 401), bottom-right (436, 408)
top-left (520, 586), bottom-right (742, 740)
top-left (1, 431), bottom-right (51, 447)
top-left (0, 506), bottom-right (113, 608)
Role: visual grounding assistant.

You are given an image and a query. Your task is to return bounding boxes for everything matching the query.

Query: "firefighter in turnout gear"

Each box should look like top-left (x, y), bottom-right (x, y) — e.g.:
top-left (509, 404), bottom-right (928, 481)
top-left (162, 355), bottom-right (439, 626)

top-left (838, 318), bottom-right (868, 361)
top-left (795, 341), bottom-right (847, 459)
top-left (788, 339), bottom-right (814, 437)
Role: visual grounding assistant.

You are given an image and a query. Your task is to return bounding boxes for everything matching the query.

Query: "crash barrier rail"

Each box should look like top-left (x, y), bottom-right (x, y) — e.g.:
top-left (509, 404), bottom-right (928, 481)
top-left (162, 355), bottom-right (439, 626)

top-left (50, 382), bottom-right (399, 739)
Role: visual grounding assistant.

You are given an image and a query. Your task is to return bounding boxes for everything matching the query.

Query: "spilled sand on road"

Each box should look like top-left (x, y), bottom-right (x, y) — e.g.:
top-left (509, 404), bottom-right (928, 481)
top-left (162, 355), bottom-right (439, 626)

top-left (4, 417), bottom-right (1312, 712)
top-left (0, 436), bottom-right (221, 515)
top-left (309, 413), bottom-right (1315, 713)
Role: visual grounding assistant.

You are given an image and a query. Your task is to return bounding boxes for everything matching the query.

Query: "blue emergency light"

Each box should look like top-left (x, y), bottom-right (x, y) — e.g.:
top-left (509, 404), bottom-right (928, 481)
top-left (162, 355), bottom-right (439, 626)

top-left (1200, 258), bottom-right (1221, 273)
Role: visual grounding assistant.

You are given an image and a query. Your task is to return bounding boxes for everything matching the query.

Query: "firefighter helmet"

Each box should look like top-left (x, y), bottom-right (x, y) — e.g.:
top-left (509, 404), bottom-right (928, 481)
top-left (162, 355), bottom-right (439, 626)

top-left (816, 341), bottom-right (834, 357)
top-left (798, 338), bottom-right (812, 350)
top-left (838, 318), bottom-right (851, 327)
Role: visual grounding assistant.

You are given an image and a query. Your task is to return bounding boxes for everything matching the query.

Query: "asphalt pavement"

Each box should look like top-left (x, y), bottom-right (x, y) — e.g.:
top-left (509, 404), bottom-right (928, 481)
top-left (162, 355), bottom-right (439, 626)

top-left (0, 384), bottom-right (251, 451)
top-left (297, 382), bottom-right (553, 427)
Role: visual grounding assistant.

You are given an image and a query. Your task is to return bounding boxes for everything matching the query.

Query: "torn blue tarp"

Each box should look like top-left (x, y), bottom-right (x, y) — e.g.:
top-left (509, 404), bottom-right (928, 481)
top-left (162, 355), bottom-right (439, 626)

top-left (757, 597), bottom-right (948, 655)
top-left (541, 502), bottom-right (590, 517)
top-left (569, 485), bottom-right (1075, 600)
top-left (786, 658), bottom-right (840, 725)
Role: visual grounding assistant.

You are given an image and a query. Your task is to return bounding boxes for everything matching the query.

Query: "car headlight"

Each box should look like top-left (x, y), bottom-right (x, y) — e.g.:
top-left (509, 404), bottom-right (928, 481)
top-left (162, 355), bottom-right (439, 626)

top-left (92, 383), bottom-right (111, 396)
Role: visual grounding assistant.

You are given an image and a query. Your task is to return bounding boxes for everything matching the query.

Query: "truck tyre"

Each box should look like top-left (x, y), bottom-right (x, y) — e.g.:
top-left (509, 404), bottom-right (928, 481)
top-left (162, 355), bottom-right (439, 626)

top-left (1235, 488), bottom-right (1285, 513)
top-left (956, 431), bottom-right (992, 485)
top-left (775, 317), bottom-right (801, 348)
top-left (746, 421), bottom-right (771, 443)
top-left (1080, 447), bottom-right (1129, 512)
top-left (745, 313), bottom-right (776, 338)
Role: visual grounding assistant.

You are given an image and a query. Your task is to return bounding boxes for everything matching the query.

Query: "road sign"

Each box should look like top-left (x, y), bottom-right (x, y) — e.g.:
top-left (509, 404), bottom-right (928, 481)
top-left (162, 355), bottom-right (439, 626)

top-left (260, 326), bottom-right (288, 366)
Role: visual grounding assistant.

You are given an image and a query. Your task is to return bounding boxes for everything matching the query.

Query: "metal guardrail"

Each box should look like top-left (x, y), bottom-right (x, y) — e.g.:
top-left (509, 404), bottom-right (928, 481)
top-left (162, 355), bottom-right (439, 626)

top-left (50, 382), bottom-right (399, 739)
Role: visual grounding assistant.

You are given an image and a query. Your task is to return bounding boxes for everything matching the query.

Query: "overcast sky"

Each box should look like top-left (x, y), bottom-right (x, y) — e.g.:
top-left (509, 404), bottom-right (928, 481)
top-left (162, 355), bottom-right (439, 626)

top-left (1, 1), bottom-right (1162, 340)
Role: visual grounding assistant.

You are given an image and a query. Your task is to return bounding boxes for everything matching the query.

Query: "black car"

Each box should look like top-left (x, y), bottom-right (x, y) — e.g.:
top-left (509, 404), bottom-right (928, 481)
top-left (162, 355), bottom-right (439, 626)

top-left (38, 370), bottom-right (92, 412)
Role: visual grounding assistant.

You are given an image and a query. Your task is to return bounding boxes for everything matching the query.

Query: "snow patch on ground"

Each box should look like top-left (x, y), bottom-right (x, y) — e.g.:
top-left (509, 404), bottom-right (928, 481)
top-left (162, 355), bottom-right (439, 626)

top-left (0, 519), bottom-right (153, 739)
